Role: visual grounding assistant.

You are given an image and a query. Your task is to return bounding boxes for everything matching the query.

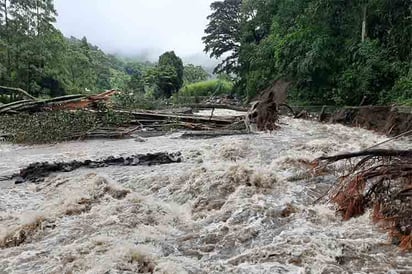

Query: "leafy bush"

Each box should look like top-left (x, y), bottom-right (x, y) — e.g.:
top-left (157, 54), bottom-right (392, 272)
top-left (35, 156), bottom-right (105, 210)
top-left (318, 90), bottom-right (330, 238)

top-left (391, 74), bottom-right (412, 106)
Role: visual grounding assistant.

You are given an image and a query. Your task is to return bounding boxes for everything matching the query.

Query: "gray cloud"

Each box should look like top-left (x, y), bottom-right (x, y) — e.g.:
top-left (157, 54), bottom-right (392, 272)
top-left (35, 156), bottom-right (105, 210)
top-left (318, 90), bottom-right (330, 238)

top-left (54, 0), bottom-right (217, 66)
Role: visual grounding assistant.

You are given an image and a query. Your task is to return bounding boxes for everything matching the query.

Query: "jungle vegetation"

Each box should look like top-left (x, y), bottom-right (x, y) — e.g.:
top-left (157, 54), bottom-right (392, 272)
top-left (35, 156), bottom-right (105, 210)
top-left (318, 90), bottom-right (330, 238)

top-left (0, 0), bottom-right (211, 101)
top-left (1, 0), bottom-right (410, 106)
top-left (203, 0), bottom-right (411, 105)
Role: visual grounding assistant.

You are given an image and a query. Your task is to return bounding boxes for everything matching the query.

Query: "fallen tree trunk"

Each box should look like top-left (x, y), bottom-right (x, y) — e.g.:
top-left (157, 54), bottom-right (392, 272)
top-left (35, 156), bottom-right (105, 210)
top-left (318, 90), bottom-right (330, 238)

top-left (315, 149), bottom-right (412, 163)
top-left (0, 90), bottom-right (117, 114)
top-left (0, 86), bottom-right (37, 101)
top-left (70, 126), bottom-right (141, 140)
top-left (3, 152), bottom-right (182, 183)
top-left (0, 100), bottom-right (36, 114)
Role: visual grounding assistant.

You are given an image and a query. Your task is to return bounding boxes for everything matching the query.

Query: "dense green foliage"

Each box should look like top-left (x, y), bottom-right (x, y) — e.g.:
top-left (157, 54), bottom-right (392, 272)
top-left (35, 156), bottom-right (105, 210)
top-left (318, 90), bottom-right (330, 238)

top-left (204, 0), bottom-right (411, 105)
top-left (183, 64), bottom-right (210, 84)
top-left (155, 51), bottom-right (184, 97)
top-left (0, 1), bottom-right (210, 100)
top-left (0, 0), bottom-right (141, 97)
top-left (171, 79), bottom-right (233, 105)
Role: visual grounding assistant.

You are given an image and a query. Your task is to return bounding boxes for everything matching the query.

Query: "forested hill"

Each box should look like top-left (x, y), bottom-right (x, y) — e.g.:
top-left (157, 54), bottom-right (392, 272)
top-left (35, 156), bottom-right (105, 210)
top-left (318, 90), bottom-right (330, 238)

top-left (0, 0), bottom-right (211, 99)
top-left (203, 0), bottom-right (411, 106)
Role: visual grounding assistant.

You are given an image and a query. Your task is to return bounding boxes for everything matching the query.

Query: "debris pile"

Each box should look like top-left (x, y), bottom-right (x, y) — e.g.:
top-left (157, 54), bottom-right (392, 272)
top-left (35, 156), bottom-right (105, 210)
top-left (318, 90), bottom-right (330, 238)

top-left (0, 111), bottom-right (136, 144)
top-left (0, 89), bottom-right (118, 114)
top-left (0, 87), bottom-right (250, 143)
top-left (1, 152), bottom-right (182, 184)
top-left (315, 149), bottom-right (412, 251)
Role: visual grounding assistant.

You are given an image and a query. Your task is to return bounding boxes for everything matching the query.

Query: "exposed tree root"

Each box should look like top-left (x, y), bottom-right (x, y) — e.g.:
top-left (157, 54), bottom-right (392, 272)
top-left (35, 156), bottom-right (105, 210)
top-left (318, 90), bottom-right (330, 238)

top-left (314, 149), bottom-right (412, 251)
top-left (246, 80), bottom-right (291, 131)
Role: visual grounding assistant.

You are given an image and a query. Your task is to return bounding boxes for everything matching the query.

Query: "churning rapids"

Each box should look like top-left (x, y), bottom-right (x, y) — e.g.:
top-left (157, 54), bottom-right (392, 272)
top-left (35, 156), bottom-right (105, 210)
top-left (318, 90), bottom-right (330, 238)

top-left (0, 117), bottom-right (411, 274)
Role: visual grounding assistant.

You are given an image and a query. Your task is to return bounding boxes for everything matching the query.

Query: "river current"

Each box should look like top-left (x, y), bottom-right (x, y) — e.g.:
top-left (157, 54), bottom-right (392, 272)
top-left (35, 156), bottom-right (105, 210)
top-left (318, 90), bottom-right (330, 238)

top-left (0, 116), bottom-right (411, 273)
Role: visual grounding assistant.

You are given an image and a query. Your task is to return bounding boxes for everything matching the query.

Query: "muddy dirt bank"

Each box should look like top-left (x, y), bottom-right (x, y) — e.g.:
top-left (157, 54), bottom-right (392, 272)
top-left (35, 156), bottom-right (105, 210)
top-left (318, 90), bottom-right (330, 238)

top-left (329, 106), bottom-right (412, 136)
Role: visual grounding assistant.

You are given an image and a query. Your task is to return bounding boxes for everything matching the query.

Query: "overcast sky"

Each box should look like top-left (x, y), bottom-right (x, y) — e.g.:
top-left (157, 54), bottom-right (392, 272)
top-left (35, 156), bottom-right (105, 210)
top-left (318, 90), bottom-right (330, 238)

top-left (54, 0), bottom-right (217, 65)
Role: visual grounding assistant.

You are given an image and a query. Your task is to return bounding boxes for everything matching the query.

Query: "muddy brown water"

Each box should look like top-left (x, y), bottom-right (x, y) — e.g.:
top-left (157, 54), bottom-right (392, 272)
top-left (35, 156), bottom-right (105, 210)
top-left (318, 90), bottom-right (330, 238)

top-left (0, 116), bottom-right (411, 274)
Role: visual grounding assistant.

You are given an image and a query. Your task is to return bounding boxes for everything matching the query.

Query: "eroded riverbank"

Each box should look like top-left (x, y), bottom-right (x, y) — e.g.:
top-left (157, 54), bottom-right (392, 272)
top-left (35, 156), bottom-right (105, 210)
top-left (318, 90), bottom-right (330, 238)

top-left (0, 117), bottom-right (411, 273)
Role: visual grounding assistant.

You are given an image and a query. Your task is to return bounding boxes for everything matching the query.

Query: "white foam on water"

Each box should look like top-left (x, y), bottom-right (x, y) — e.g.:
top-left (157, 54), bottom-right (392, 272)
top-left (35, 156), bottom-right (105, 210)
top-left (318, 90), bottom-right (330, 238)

top-left (0, 117), bottom-right (410, 273)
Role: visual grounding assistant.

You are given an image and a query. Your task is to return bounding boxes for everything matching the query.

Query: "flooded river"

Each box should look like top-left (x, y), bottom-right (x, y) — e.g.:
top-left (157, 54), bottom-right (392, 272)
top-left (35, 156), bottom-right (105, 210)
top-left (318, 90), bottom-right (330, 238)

top-left (0, 117), bottom-right (411, 273)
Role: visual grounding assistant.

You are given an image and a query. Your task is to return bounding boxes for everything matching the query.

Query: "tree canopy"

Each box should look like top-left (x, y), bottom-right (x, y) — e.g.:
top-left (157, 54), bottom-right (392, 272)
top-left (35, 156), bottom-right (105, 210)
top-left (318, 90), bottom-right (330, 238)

top-left (157, 51), bottom-right (184, 97)
top-left (183, 64), bottom-right (210, 84)
top-left (204, 0), bottom-right (411, 105)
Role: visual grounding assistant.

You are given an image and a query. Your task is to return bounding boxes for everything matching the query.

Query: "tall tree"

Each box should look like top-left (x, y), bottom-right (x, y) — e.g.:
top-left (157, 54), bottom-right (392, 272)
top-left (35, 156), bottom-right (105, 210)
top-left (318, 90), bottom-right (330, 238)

top-left (203, 0), bottom-right (242, 74)
top-left (183, 64), bottom-right (210, 84)
top-left (156, 51), bottom-right (184, 97)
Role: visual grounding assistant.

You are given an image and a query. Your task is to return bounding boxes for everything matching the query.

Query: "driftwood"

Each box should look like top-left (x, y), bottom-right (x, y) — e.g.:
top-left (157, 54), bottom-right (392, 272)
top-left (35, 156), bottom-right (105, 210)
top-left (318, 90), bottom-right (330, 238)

top-left (294, 110), bottom-right (309, 119)
top-left (319, 105), bottom-right (327, 122)
top-left (279, 104), bottom-right (296, 117)
top-left (2, 152), bottom-right (182, 183)
top-left (314, 149), bottom-right (412, 251)
top-left (316, 149), bottom-right (412, 163)
top-left (179, 130), bottom-right (250, 139)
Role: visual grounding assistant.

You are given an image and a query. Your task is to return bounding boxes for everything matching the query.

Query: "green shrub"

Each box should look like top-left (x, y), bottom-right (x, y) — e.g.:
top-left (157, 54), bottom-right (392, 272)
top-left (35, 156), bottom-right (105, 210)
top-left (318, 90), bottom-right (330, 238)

top-left (176, 79), bottom-right (233, 97)
top-left (391, 74), bottom-right (412, 106)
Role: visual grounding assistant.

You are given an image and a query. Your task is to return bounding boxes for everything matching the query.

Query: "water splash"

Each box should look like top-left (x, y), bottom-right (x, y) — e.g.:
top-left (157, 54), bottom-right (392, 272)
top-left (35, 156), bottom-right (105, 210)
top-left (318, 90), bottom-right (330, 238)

top-left (0, 117), bottom-right (410, 273)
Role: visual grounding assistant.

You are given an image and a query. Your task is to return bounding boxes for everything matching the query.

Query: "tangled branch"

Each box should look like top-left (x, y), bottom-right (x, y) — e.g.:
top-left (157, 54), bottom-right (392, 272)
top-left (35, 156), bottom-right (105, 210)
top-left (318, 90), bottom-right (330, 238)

top-left (314, 149), bottom-right (412, 251)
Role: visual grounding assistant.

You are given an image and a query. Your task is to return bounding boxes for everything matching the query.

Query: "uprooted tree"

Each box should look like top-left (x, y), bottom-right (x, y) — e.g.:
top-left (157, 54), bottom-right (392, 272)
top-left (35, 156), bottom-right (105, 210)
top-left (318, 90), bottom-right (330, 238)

top-left (315, 149), bottom-right (412, 251)
top-left (247, 80), bottom-right (291, 131)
